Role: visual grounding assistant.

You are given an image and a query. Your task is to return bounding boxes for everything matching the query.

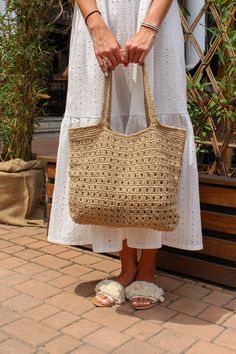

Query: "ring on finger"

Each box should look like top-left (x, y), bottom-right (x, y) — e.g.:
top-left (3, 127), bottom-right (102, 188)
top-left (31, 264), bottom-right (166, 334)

top-left (120, 49), bottom-right (129, 59)
top-left (124, 52), bottom-right (129, 59)
top-left (103, 57), bottom-right (109, 64)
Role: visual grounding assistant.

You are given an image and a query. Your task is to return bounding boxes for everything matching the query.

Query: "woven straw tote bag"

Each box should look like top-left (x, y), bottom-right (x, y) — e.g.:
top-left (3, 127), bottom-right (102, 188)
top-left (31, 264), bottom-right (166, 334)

top-left (68, 66), bottom-right (186, 231)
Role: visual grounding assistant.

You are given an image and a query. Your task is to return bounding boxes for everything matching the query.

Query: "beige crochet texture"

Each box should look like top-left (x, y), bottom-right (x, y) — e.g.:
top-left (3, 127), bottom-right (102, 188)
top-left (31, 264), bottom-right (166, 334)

top-left (68, 66), bottom-right (186, 231)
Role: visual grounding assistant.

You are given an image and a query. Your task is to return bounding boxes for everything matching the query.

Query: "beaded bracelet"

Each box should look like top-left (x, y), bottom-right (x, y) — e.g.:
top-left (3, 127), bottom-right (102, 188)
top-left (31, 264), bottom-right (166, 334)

top-left (141, 21), bottom-right (160, 33)
top-left (85, 10), bottom-right (101, 26)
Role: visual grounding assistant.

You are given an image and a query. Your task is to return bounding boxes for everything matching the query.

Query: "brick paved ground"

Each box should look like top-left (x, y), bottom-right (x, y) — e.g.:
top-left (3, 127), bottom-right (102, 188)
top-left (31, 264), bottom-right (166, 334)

top-left (0, 224), bottom-right (235, 354)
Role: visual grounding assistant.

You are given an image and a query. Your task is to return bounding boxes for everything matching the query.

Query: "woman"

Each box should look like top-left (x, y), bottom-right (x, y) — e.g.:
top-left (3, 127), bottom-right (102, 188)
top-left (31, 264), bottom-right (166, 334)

top-left (48, 0), bottom-right (203, 309)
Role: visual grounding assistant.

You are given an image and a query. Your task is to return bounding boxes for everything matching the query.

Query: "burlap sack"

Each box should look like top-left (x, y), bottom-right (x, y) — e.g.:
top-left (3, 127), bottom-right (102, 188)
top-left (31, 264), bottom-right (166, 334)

top-left (0, 158), bottom-right (46, 227)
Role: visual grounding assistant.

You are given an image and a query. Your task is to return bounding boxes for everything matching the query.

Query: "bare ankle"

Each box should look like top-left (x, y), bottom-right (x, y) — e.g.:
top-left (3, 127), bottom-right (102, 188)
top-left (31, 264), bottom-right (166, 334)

top-left (136, 263), bottom-right (155, 283)
top-left (116, 264), bottom-right (137, 287)
top-left (121, 262), bottom-right (137, 274)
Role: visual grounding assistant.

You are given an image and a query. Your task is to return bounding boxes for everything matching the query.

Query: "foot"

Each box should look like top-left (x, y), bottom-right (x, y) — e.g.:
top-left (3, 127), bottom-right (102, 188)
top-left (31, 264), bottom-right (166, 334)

top-left (125, 280), bottom-right (164, 310)
top-left (131, 263), bottom-right (156, 309)
top-left (95, 265), bottom-right (137, 306)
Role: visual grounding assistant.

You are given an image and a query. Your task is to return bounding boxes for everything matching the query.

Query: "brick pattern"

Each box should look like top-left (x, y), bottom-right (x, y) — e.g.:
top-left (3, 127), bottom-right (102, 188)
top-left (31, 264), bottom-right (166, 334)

top-left (0, 224), bottom-right (235, 354)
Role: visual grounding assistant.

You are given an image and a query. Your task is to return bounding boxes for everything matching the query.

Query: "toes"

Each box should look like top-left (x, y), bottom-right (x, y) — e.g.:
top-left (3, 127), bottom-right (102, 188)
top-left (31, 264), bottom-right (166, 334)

top-left (96, 292), bottom-right (114, 306)
top-left (131, 297), bottom-right (143, 307)
top-left (131, 297), bottom-right (155, 308)
top-left (96, 293), bottom-right (106, 301)
top-left (131, 299), bottom-right (138, 306)
top-left (144, 298), bottom-right (154, 306)
top-left (101, 298), bottom-right (113, 305)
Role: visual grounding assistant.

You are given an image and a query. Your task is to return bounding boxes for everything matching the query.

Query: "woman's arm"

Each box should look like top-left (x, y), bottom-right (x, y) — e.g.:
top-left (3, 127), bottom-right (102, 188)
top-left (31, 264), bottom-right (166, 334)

top-left (124, 0), bottom-right (173, 65)
top-left (144, 0), bottom-right (173, 26)
top-left (76, 0), bottom-right (122, 74)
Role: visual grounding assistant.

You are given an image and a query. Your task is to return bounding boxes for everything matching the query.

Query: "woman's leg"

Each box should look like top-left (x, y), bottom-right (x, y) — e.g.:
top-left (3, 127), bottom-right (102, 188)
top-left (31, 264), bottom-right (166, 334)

top-left (118, 240), bottom-right (138, 285)
top-left (96, 240), bottom-right (137, 305)
top-left (131, 249), bottom-right (158, 308)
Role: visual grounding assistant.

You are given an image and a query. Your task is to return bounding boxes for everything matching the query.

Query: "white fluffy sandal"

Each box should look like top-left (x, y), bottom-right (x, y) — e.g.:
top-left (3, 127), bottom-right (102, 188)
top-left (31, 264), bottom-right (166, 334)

top-left (125, 281), bottom-right (165, 310)
top-left (93, 279), bottom-right (125, 307)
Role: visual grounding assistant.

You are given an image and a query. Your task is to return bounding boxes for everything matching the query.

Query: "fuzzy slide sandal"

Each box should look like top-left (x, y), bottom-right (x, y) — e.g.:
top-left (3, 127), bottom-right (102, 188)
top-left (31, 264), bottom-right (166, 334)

top-left (125, 281), bottom-right (165, 310)
top-left (93, 279), bottom-right (125, 307)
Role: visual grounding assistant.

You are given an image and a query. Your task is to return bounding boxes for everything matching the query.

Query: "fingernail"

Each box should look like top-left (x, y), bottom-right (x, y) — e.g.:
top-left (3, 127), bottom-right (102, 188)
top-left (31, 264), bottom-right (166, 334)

top-left (105, 72), bottom-right (108, 77)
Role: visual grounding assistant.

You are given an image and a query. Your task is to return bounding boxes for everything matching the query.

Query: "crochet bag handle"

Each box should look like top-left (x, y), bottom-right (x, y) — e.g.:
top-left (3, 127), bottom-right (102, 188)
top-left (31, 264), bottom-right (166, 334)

top-left (100, 65), bottom-right (160, 129)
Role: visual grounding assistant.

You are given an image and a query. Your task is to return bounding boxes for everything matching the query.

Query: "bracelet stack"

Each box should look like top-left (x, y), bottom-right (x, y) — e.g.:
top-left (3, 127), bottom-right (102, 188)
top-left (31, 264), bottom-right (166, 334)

top-left (141, 21), bottom-right (160, 33)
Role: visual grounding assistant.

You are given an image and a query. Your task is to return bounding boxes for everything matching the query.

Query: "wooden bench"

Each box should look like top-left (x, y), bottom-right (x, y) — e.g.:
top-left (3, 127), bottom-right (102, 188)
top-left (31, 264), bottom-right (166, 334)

top-left (158, 174), bottom-right (236, 288)
top-left (32, 137), bottom-right (58, 224)
top-left (33, 137), bottom-right (236, 288)
top-left (40, 157), bottom-right (56, 223)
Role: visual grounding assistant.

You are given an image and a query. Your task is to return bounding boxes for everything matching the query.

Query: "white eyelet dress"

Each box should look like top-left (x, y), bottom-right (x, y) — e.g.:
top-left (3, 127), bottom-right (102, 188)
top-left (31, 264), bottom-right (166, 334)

top-left (47, 0), bottom-right (203, 252)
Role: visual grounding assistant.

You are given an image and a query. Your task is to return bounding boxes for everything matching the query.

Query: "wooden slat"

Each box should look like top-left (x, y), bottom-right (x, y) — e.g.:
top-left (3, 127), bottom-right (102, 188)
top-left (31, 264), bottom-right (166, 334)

top-left (47, 166), bottom-right (56, 179)
top-left (200, 184), bottom-right (236, 208)
top-left (37, 155), bottom-right (57, 163)
top-left (47, 204), bottom-right (52, 219)
top-left (157, 250), bottom-right (236, 288)
top-left (48, 162), bottom-right (56, 168)
top-left (201, 210), bottom-right (236, 235)
top-left (47, 184), bottom-right (54, 199)
top-left (200, 236), bottom-right (236, 261)
top-left (199, 174), bottom-right (236, 187)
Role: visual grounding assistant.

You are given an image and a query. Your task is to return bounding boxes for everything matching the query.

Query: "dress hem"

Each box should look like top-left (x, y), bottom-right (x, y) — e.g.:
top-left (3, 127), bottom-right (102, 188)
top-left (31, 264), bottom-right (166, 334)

top-left (47, 237), bottom-right (203, 252)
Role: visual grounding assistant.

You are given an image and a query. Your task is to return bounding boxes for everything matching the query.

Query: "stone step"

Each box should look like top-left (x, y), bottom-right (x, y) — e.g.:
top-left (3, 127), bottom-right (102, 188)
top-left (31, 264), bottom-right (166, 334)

top-left (34, 116), bottom-right (63, 138)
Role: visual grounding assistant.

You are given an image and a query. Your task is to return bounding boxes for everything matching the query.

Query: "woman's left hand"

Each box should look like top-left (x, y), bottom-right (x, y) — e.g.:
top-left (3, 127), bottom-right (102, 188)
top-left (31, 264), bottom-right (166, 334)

top-left (122, 27), bottom-right (156, 66)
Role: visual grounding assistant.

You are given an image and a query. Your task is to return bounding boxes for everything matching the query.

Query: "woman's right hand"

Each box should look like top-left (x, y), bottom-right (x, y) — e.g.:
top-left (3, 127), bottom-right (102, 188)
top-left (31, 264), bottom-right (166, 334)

top-left (87, 14), bottom-right (123, 74)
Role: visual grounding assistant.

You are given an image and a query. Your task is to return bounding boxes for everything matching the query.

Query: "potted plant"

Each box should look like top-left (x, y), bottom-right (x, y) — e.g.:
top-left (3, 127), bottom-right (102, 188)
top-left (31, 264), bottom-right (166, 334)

top-left (0, 0), bottom-right (57, 226)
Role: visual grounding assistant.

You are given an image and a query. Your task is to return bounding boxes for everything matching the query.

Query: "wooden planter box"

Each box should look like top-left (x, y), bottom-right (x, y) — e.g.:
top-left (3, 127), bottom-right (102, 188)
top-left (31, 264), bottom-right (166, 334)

top-left (157, 174), bottom-right (236, 288)
top-left (44, 159), bottom-right (236, 288)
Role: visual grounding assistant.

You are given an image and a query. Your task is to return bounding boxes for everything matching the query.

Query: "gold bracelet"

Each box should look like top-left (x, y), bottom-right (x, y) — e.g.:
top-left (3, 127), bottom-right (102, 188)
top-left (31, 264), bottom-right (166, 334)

top-left (141, 21), bottom-right (160, 33)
